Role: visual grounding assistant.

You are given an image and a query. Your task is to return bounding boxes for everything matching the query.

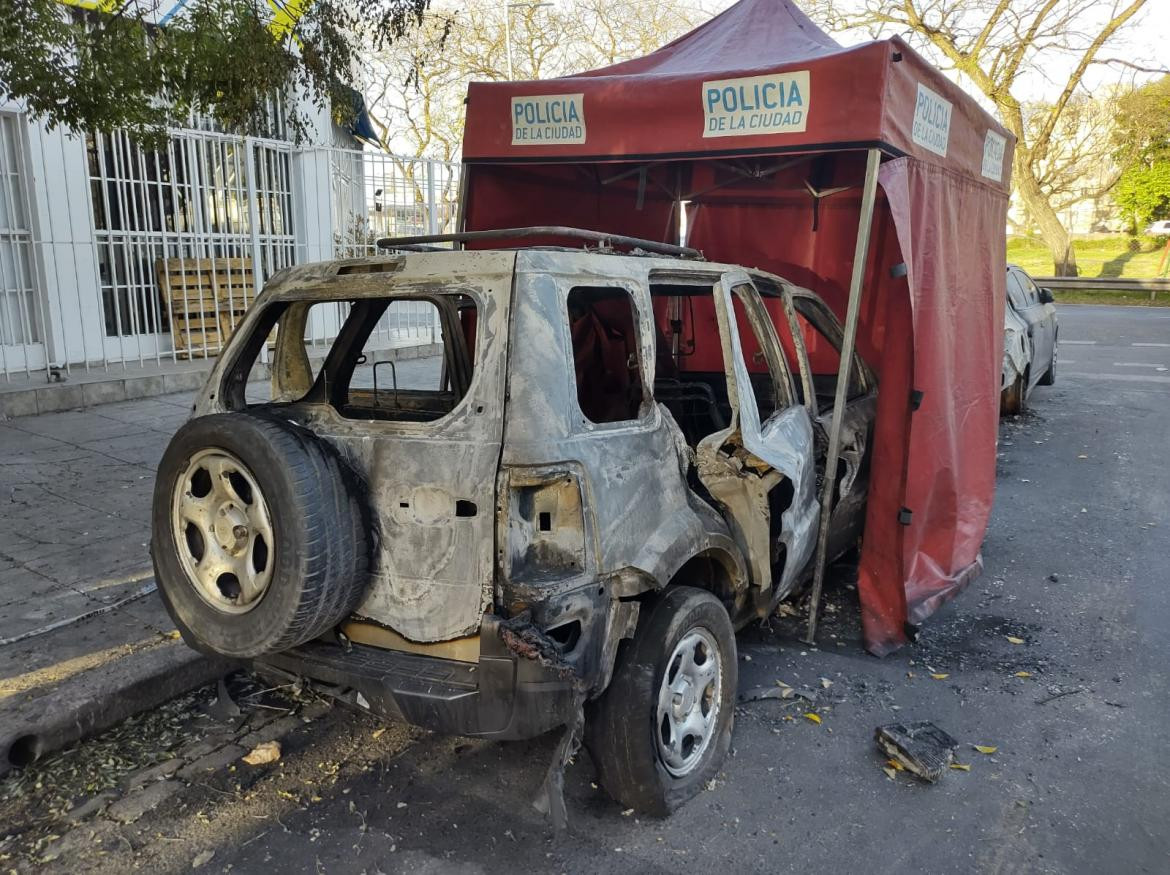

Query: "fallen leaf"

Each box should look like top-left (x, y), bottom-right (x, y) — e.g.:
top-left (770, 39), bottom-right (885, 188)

top-left (930, 673), bottom-right (949, 680)
top-left (167, 630), bottom-right (182, 640)
top-left (973, 745), bottom-right (998, 755)
top-left (1006, 636), bottom-right (1025, 645)
top-left (1014, 671), bottom-right (1032, 678)
top-left (804, 713), bottom-right (821, 724)
top-left (886, 758), bottom-right (905, 772)
top-left (371, 727), bottom-right (386, 740)
top-left (882, 767), bottom-right (897, 780)
top-left (949, 763), bottom-right (971, 771)
top-left (242, 741), bottom-right (281, 766)
top-left (192, 850), bottom-right (215, 869)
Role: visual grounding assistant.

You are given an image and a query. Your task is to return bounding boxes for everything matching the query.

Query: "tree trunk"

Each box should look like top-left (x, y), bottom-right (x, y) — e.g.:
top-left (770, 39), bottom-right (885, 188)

top-left (1015, 165), bottom-right (1079, 276)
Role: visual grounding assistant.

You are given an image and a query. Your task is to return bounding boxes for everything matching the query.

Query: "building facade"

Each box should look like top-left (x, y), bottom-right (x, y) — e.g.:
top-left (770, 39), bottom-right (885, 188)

top-left (0, 98), bottom-right (460, 384)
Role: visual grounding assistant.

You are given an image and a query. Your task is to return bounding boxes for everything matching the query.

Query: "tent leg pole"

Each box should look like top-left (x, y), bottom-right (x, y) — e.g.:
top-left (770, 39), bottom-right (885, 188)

top-left (804, 147), bottom-right (882, 645)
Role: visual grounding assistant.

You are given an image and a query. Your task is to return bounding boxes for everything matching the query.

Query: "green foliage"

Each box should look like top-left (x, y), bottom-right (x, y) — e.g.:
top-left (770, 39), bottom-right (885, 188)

top-left (1113, 75), bottom-right (1170, 167)
top-left (1114, 162), bottom-right (1170, 228)
top-left (0, 0), bottom-right (428, 143)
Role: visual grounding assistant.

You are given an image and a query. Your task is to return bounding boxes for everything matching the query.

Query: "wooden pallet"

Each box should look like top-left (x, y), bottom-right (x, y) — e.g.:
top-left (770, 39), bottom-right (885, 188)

top-left (156, 257), bottom-right (256, 357)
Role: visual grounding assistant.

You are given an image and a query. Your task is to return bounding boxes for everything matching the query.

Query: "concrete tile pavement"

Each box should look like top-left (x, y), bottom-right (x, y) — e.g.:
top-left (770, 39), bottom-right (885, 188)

top-left (0, 355), bottom-right (442, 771)
top-left (0, 389), bottom-right (221, 774)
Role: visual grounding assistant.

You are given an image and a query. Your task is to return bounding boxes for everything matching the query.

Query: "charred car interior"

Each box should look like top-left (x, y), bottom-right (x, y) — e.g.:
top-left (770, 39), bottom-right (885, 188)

top-left (150, 233), bottom-right (877, 818)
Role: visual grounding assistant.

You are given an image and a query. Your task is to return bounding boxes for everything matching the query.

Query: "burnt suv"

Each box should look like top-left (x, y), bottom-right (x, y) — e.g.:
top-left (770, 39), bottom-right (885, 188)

top-left (152, 229), bottom-right (875, 815)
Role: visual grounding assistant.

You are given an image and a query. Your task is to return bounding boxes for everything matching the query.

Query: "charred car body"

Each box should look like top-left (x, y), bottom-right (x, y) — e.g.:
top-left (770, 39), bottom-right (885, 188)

top-left (151, 232), bottom-right (875, 815)
top-left (1001, 264), bottom-right (1058, 414)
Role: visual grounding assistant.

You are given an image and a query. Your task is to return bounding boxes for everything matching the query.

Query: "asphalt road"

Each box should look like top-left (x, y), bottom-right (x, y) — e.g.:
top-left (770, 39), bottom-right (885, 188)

top-left (8, 305), bottom-right (1170, 874)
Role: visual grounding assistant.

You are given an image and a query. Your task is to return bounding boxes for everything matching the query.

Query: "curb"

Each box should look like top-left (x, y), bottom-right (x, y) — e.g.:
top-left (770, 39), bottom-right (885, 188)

top-left (0, 640), bottom-right (232, 778)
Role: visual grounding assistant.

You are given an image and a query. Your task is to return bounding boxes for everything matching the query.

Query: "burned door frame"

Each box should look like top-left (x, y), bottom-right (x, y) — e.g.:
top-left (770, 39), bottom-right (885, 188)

top-left (784, 286), bottom-right (878, 563)
top-left (694, 270), bottom-right (818, 612)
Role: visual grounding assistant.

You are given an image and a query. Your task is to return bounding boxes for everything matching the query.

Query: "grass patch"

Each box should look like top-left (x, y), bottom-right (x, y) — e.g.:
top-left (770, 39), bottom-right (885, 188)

top-left (1053, 290), bottom-right (1170, 307)
top-left (1008, 235), bottom-right (1169, 279)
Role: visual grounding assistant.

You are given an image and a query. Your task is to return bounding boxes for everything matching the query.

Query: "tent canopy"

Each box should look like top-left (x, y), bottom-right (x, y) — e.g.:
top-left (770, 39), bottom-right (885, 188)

top-left (459, 0), bottom-right (1014, 655)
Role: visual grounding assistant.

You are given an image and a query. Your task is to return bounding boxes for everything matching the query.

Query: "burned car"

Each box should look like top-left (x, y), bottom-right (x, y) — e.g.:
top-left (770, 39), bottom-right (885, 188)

top-left (1001, 264), bottom-right (1058, 414)
top-left (151, 230), bottom-right (875, 816)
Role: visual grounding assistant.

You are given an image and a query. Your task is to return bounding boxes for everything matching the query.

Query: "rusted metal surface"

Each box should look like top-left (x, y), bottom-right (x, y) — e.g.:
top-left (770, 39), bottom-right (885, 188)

top-left (189, 246), bottom-right (874, 698)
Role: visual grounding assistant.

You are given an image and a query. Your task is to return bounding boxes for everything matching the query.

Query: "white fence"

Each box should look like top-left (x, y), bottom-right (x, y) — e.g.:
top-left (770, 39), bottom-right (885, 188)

top-left (0, 116), bottom-right (461, 382)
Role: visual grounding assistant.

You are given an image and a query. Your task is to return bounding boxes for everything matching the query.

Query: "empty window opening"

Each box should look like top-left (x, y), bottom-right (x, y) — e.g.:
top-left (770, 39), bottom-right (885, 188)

top-left (228, 292), bottom-right (476, 424)
top-left (790, 296), bottom-right (866, 409)
top-left (649, 275), bottom-right (793, 448)
top-left (456, 500), bottom-right (478, 518)
top-left (538, 511), bottom-right (552, 532)
top-left (567, 286), bottom-right (646, 424)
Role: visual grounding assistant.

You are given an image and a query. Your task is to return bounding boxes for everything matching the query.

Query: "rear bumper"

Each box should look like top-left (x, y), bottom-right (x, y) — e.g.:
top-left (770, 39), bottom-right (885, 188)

top-left (253, 616), bottom-right (579, 740)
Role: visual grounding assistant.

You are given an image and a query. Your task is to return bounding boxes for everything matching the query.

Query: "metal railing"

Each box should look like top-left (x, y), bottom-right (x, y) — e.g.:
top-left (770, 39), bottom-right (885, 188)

top-left (1034, 276), bottom-right (1170, 300)
top-left (0, 115), bottom-right (460, 383)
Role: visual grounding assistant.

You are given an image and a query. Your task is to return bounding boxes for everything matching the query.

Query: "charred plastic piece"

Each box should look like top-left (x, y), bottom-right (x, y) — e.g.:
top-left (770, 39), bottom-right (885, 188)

top-left (874, 721), bottom-right (957, 782)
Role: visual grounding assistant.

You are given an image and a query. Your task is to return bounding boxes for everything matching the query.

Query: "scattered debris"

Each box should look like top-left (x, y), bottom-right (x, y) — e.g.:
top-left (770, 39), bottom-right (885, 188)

top-left (1014, 671), bottom-right (1032, 678)
top-left (738, 681), bottom-right (817, 705)
top-left (972, 745), bottom-right (998, 755)
top-left (1036, 688), bottom-right (1083, 706)
top-left (738, 685), bottom-right (789, 703)
top-left (1005, 636), bottom-right (1025, 645)
top-left (930, 673), bottom-right (949, 680)
top-left (949, 763), bottom-right (971, 772)
top-left (192, 849), bottom-right (215, 869)
top-left (874, 722), bottom-right (957, 783)
top-left (803, 713), bottom-right (822, 725)
top-left (1047, 573), bottom-right (1060, 582)
top-left (242, 741), bottom-right (282, 766)
top-left (205, 677), bottom-right (241, 722)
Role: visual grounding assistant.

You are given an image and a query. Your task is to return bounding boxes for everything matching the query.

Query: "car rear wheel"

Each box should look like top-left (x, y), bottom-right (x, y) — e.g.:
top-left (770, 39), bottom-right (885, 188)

top-left (152, 413), bottom-right (371, 659)
top-left (585, 586), bottom-right (736, 816)
top-left (1001, 374), bottom-right (1025, 415)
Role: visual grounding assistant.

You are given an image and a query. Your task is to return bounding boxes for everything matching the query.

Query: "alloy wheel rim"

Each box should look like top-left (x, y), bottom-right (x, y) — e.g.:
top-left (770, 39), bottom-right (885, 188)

top-left (171, 449), bottom-right (275, 614)
top-left (655, 626), bottom-right (722, 777)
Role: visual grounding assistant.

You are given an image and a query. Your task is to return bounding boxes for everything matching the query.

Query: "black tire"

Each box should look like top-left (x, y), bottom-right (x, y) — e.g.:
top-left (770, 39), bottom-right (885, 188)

top-left (585, 586), bottom-right (736, 816)
top-left (1039, 346), bottom-right (1056, 386)
top-left (151, 413), bottom-right (370, 658)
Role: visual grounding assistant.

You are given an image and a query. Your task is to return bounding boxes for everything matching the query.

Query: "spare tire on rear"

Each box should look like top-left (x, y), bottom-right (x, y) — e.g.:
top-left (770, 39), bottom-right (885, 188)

top-left (151, 412), bottom-right (371, 658)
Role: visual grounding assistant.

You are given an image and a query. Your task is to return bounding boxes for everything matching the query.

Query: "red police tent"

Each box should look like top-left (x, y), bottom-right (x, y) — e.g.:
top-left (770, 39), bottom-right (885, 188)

top-left (458, 0), bottom-right (1013, 655)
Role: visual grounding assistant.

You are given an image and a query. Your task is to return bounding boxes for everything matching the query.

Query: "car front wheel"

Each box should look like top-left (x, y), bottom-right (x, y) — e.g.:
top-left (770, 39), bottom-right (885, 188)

top-left (585, 586), bottom-right (736, 816)
top-left (1039, 344), bottom-right (1056, 386)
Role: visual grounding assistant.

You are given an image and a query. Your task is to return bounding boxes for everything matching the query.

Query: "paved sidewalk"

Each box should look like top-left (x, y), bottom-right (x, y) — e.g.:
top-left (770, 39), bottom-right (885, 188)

top-left (0, 355), bottom-right (442, 772)
top-left (0, 391), bottom-right (210, 772)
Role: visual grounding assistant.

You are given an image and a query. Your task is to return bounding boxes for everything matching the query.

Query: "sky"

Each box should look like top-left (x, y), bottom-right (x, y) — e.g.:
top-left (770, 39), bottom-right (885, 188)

top-left (698, 0), bottom-right (1170, 105)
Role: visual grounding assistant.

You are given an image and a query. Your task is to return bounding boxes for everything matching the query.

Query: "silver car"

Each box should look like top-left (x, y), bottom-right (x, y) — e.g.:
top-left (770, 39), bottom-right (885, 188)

top-left (1001, 265), bottom-right (1058, 414)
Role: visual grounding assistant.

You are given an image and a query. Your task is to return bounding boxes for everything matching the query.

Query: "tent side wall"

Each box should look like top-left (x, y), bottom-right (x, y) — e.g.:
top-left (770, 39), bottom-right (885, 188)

top-left (878, 158), bottom-right (1009, 637)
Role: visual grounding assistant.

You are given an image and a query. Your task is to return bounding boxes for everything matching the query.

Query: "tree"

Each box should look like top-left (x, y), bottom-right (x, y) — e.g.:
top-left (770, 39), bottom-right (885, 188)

top-left (1113, 76), bottom-right (1170, 230)
top-left (1114, 164), bottom-right (1170, 229)
top-left (800, 0), bottom-right (1157, 276)
top-left (365, 0), bottom-right (707, 160)
top-left (1113, 75), bottom-right (1170, 166)
top-left (1014, 90), bottom-right (1129, 232)
top-left (0, 0), bottom-right (428, 142)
